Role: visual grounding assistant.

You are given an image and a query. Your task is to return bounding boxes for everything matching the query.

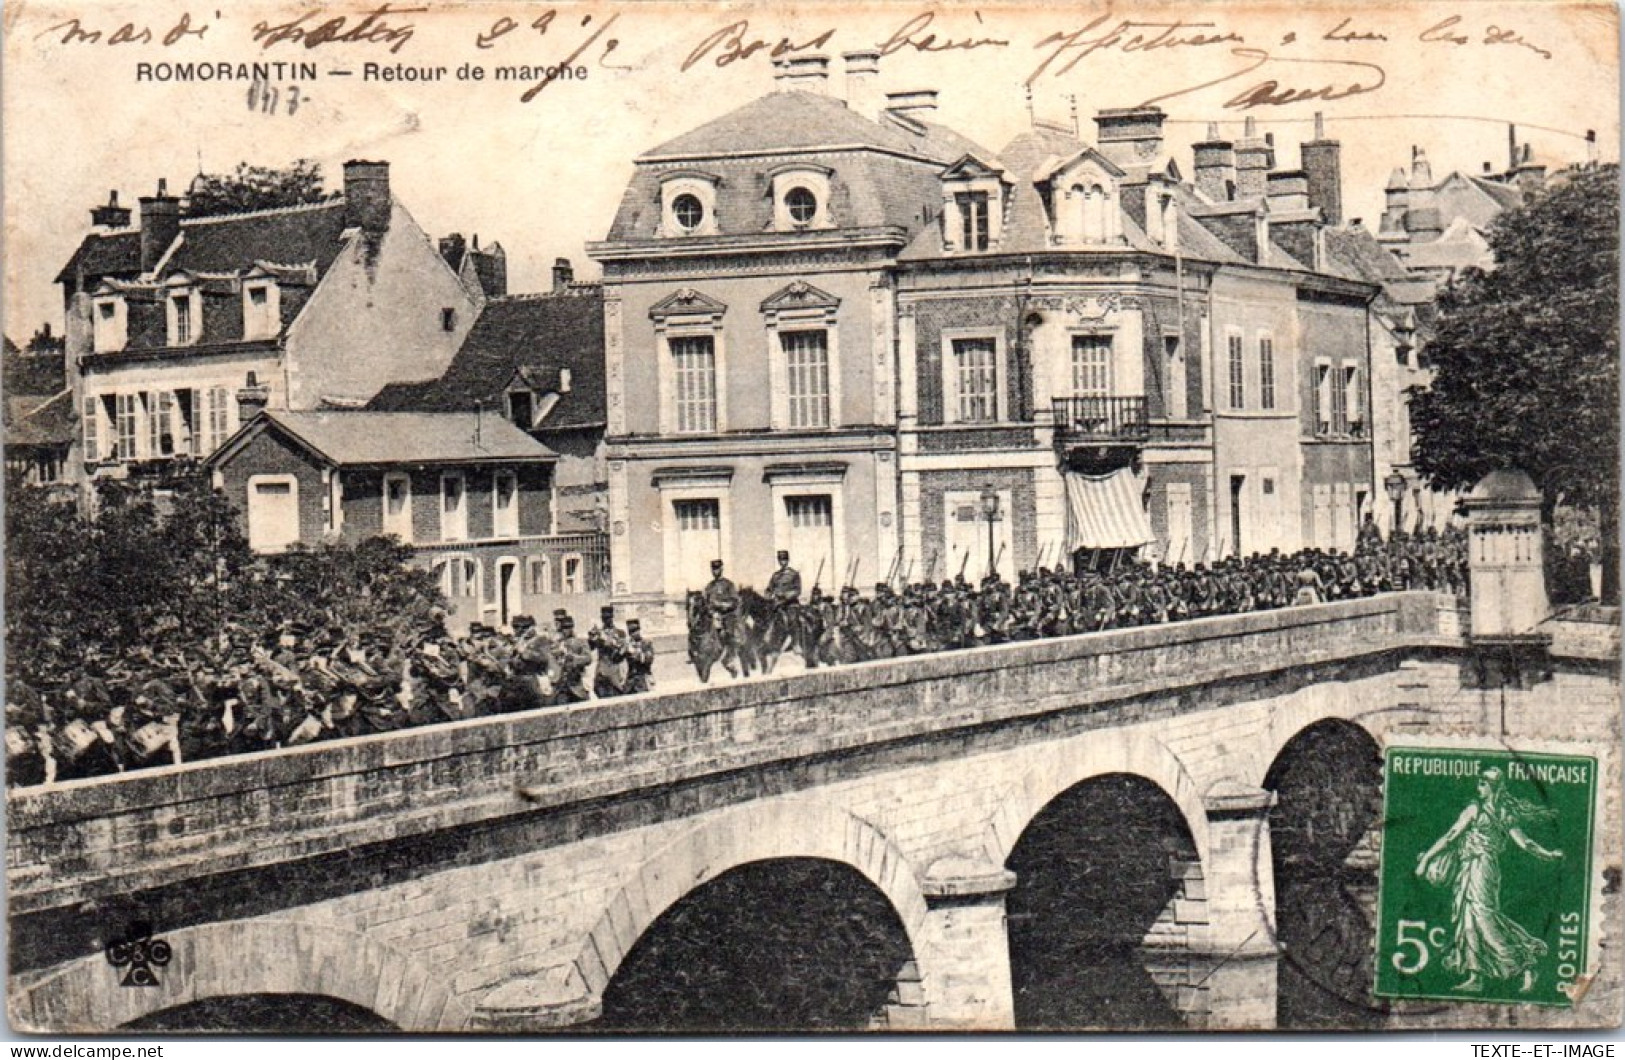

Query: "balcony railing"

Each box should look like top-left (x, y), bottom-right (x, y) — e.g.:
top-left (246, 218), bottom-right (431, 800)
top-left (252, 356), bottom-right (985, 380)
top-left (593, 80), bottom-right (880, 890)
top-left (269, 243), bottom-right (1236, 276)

top-left (1052, 396), bottom-right (1150, 444)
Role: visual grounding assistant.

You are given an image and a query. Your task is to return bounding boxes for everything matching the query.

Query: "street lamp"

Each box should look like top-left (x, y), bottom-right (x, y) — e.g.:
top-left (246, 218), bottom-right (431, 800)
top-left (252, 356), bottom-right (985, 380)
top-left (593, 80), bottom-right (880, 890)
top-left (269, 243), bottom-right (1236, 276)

top-left (980, 487), bottom-right (1000, 581)
top-left (1384, 471), bottom-right (1407, 536)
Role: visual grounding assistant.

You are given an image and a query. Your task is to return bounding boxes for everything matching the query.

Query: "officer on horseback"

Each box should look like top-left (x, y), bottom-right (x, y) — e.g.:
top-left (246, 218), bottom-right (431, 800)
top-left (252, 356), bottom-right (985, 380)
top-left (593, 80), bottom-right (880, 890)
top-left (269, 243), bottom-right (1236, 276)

top-left (704, 559), bottom-right (744, 677)
top-left (767, 550), bottom-right (803, 607)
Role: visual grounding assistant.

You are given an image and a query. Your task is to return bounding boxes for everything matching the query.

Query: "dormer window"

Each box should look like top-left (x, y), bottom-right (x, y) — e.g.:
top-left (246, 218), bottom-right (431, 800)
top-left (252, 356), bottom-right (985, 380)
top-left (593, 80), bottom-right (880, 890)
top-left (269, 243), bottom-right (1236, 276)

top-left (767, 165), bottom-right (833, 232)
top-left (659, 172), bottom-right (720, 237)
top-left (673, 194), bottom-right (705, 231)
top-left (508, 389), bottom-right (535, 429)
top-left (91, 294), bottom-right (127, 353)
top-left (163, 281), bottom-right (202, 346)
top-left (1036, 148), bottom-right (1125, 246)
top-left (939, 155), bottom-right (1009, 254)
top-left (957, 191), bottom-right (990, 251)
top-left (785, 187), bottom-right (818, 225)
top-left (242, 280), bottom-right (280, 340)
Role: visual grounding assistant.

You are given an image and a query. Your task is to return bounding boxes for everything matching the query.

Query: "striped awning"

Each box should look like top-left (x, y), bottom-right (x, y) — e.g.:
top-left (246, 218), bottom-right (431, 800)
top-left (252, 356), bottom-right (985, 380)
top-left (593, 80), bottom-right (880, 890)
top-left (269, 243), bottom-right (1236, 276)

top-left (1064, 468), bottom-right (1153, 550)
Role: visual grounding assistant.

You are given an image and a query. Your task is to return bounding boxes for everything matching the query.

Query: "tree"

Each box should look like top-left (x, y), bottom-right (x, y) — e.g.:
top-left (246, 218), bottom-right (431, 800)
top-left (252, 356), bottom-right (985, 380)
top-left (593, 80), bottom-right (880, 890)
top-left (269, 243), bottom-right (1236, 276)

top-left (1407, 163), bottom-right (1619, 598)
top-left (184, 159), bottom-right (335, 217)
top-left (5, 470), bottom-right (442, 688)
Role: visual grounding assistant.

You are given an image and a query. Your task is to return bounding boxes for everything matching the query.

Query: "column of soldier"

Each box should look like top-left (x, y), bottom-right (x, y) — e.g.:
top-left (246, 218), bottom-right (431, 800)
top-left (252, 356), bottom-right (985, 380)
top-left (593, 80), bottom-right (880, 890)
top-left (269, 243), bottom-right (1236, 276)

top-left (4, 526), bottom-right (1466, 788)
top-left (4, 605), bottom-right (655, 787)
top-left (693, 526), bottom-right (1469, 678)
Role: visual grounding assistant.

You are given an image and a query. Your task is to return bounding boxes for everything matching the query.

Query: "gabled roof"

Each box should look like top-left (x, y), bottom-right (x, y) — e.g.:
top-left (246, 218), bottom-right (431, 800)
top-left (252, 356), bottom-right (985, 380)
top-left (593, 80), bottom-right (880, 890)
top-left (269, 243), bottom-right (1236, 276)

top-left (5, 389), bottom-right (75, 448)
top-left (940, 154), bottom-right (1008, 182)
top-left (644, 91), bottom-right (934, 159)
top-left (1322, 225), bottom-right (1412, 284)
top-left (54, 230), bottom-right (142, 286)
top-left (214, 409), bottom-right (556, 469)
top-left (366, 290), bottom-right (606, 431)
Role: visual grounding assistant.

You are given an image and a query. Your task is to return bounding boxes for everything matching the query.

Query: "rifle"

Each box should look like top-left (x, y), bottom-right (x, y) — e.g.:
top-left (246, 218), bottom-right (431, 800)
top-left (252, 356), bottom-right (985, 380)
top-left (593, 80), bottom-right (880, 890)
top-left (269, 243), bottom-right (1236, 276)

top-left (1174, 536), bottom-right (1188, 566)
top-left (812, 557), bottom-right (825, 593)
top-left (992, 541), bottom-right (1006, 578)
top-left (902, 558), bottom-right (914, 587)
top-left (886, 546), bottom-right (903, 588)
top-left (845, 555), bottom-right (860, 590)
top-left (958, 549), bottom-right (972, 580)
top-left (925, 549), bottom-right (939, 582)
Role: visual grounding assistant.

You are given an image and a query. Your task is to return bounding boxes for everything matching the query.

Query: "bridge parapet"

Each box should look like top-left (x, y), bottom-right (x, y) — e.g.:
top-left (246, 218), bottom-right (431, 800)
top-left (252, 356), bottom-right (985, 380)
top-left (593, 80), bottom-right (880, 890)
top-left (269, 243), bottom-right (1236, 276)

top-left (9, 594), bottom-right (1456, 921)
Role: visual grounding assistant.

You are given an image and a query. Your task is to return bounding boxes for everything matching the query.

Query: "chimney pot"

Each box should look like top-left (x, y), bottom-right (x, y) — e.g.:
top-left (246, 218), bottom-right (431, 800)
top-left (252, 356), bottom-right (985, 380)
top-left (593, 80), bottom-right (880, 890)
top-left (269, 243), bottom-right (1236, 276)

top-left (552, 257), bottom-right (574, 293)
top-left (884, 89), bottom-right (939, 117)
top-left (843, 49), bottom-right (881, 119)
top-left (237, 372), bottom-right (271, 421)
top-left (559, 368), bottom-right (573, 393)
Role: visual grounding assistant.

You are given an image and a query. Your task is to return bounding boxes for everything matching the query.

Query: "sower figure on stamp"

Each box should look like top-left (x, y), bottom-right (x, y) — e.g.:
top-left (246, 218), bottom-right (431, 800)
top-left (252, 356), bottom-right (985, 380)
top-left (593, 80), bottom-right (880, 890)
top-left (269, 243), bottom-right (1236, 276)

top-left (1416, 767), bottom-right (1564, 994)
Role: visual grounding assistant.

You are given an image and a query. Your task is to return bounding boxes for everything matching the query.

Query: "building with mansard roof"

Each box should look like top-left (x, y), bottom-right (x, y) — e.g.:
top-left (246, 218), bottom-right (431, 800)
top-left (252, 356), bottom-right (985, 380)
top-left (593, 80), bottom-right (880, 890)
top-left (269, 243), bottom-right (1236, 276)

top-left (591, 51), bottom-right (1383, 618)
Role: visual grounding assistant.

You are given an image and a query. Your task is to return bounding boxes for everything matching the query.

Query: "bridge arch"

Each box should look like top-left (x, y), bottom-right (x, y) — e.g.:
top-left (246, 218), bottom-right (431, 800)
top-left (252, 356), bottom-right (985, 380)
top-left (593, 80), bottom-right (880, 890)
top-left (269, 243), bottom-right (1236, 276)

top-left (11, 920), bottom-right (469, 1033)
top-left (984, 730), bottom-right (1210, 870)
top-left (570, 799), bottom-right (929, 1021)
top-left (1263, 716), bottom-right (1386, 1028)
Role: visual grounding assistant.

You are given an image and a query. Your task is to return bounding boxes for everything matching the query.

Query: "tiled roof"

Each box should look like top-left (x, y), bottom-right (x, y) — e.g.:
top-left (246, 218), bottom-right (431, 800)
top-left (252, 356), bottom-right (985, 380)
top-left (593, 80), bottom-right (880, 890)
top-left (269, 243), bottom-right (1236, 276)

top-left (366, 290), bottom-right (606, 431)
top-left (5, 389), bottom-right (76, 447)
top-left (258, 410), bottom-right (555, 466)
top-left (3, 349), bottom-right (67, 402)
top-left (1323, 225), bottom-right (1411, 284)
top-left (164, 200), bottom-right (350, 276)
top-left (54, 230), bottom-right (142, 285)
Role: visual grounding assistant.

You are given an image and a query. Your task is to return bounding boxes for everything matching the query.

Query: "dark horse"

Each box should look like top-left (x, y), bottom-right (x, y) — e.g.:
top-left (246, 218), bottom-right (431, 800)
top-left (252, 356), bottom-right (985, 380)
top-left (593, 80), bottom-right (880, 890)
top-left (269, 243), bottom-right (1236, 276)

top-left (686, 591), bottom-right (726, 684)
top-left (737, 589), bottom-right (787, 675)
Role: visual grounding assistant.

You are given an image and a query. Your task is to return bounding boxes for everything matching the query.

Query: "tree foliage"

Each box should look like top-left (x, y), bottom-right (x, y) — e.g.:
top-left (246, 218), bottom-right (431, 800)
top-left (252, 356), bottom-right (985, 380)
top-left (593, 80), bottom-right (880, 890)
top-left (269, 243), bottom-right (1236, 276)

top-left (5, 471), bottom-right (442, 686)
top-left (184, 159), bottom-right (335, 217)
top-left (1408, 164), bottom-right (1619, 515)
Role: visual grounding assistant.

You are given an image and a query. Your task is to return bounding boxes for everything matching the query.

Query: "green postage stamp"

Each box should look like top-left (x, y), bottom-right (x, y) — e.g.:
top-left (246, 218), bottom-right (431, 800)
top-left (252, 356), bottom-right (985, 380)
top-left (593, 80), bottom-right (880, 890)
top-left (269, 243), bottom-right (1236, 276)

top-left (1376, 746), bottom-right (1599, 1006)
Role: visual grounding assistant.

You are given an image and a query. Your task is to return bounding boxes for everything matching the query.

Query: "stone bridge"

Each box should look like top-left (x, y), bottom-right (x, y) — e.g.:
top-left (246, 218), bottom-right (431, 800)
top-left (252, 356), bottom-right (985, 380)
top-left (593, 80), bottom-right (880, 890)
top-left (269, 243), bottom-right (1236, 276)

top-left (9, 594), bottom-right (1619, 1033)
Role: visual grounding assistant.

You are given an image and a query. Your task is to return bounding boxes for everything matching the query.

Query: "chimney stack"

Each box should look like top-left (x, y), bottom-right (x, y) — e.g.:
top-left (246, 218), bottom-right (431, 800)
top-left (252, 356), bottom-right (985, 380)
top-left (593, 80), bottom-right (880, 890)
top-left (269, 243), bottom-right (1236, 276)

top-left (1093, 106), bottom-right (1167, 169)
top-left (843, 50), bottom-right (881, 120)
top-left (1513, 143), bottom-right (1547, 195)
top-left (237, 370), bottom-right (271, 422)
top-left (1379, 168), bottom-right (1410, 235)
top-left (1265, 170), bottom-right (1311, 213)
top-left (778, 55), bottom-right (831, 94)
top-left (342, 160), bottom-right (391, 235)
top-left (1193, 123), bottom-right (1236, 203)
top-left (1233, 117), bottom-right (1274, 200)
top-left (438, 232), bottom-right (467, 267)
top-left (884, 89), bottom-right (939, 119)
top-left (552, 257), bottom-right (574, 293)
top-left (1300, 112), bottom-right (1343, 226)
top-left (138, 178), bottom-right (181, 272)
top-left (91, 190), bottom-right (133, 230)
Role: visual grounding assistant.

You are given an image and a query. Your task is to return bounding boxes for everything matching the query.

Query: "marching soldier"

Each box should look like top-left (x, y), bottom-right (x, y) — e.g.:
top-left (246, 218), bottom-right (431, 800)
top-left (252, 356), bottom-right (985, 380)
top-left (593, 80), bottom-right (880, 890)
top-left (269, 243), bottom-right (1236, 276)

top-left (624, 619), bottom-right (656, 694)
top-left (589, 605), bottom-right (632, 699)
top-left (549, 612), bottom-right (595, 705)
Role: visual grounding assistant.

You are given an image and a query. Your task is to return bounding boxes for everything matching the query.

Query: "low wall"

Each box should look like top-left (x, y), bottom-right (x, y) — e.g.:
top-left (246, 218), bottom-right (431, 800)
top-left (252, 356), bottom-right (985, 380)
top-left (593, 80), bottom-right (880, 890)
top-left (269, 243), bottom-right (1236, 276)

top-left (8, 594), bottom-right (1451, 918)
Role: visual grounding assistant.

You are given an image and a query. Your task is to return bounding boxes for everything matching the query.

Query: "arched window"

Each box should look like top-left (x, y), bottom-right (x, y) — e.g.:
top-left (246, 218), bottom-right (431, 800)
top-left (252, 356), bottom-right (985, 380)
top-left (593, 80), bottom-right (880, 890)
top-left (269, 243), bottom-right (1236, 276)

top-left (435, 556), bottom-right (480, 600)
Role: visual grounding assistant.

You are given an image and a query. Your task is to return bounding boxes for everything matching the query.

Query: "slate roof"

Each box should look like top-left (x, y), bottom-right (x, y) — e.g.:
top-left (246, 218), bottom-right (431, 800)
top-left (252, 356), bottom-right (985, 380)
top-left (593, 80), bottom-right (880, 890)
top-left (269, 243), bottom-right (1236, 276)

top-left (366, 290), bottom-right (606, 431)
top-left (244, 410), bottom-right (556, 467)
top-left (1323, 225), bottom-right (1411, 284)
top-left (645, 91), bottom-right (931, 159)
top-left (161, 201), bottom-right (350, 276)
top-left (603, 91), bottom-right (994, 245)
top-left (54, 230), bottom-right (142, 286)
top-left (898, 126), bottom-right (1247, 266)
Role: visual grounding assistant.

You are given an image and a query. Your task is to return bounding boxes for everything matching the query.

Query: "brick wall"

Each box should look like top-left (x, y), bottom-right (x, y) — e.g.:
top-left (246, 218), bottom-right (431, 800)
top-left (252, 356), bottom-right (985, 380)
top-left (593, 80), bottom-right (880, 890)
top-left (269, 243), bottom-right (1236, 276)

top-left (912, 295), bottom-right (1022, 425)
top-left (217, 427), bottom-right (328, 542)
